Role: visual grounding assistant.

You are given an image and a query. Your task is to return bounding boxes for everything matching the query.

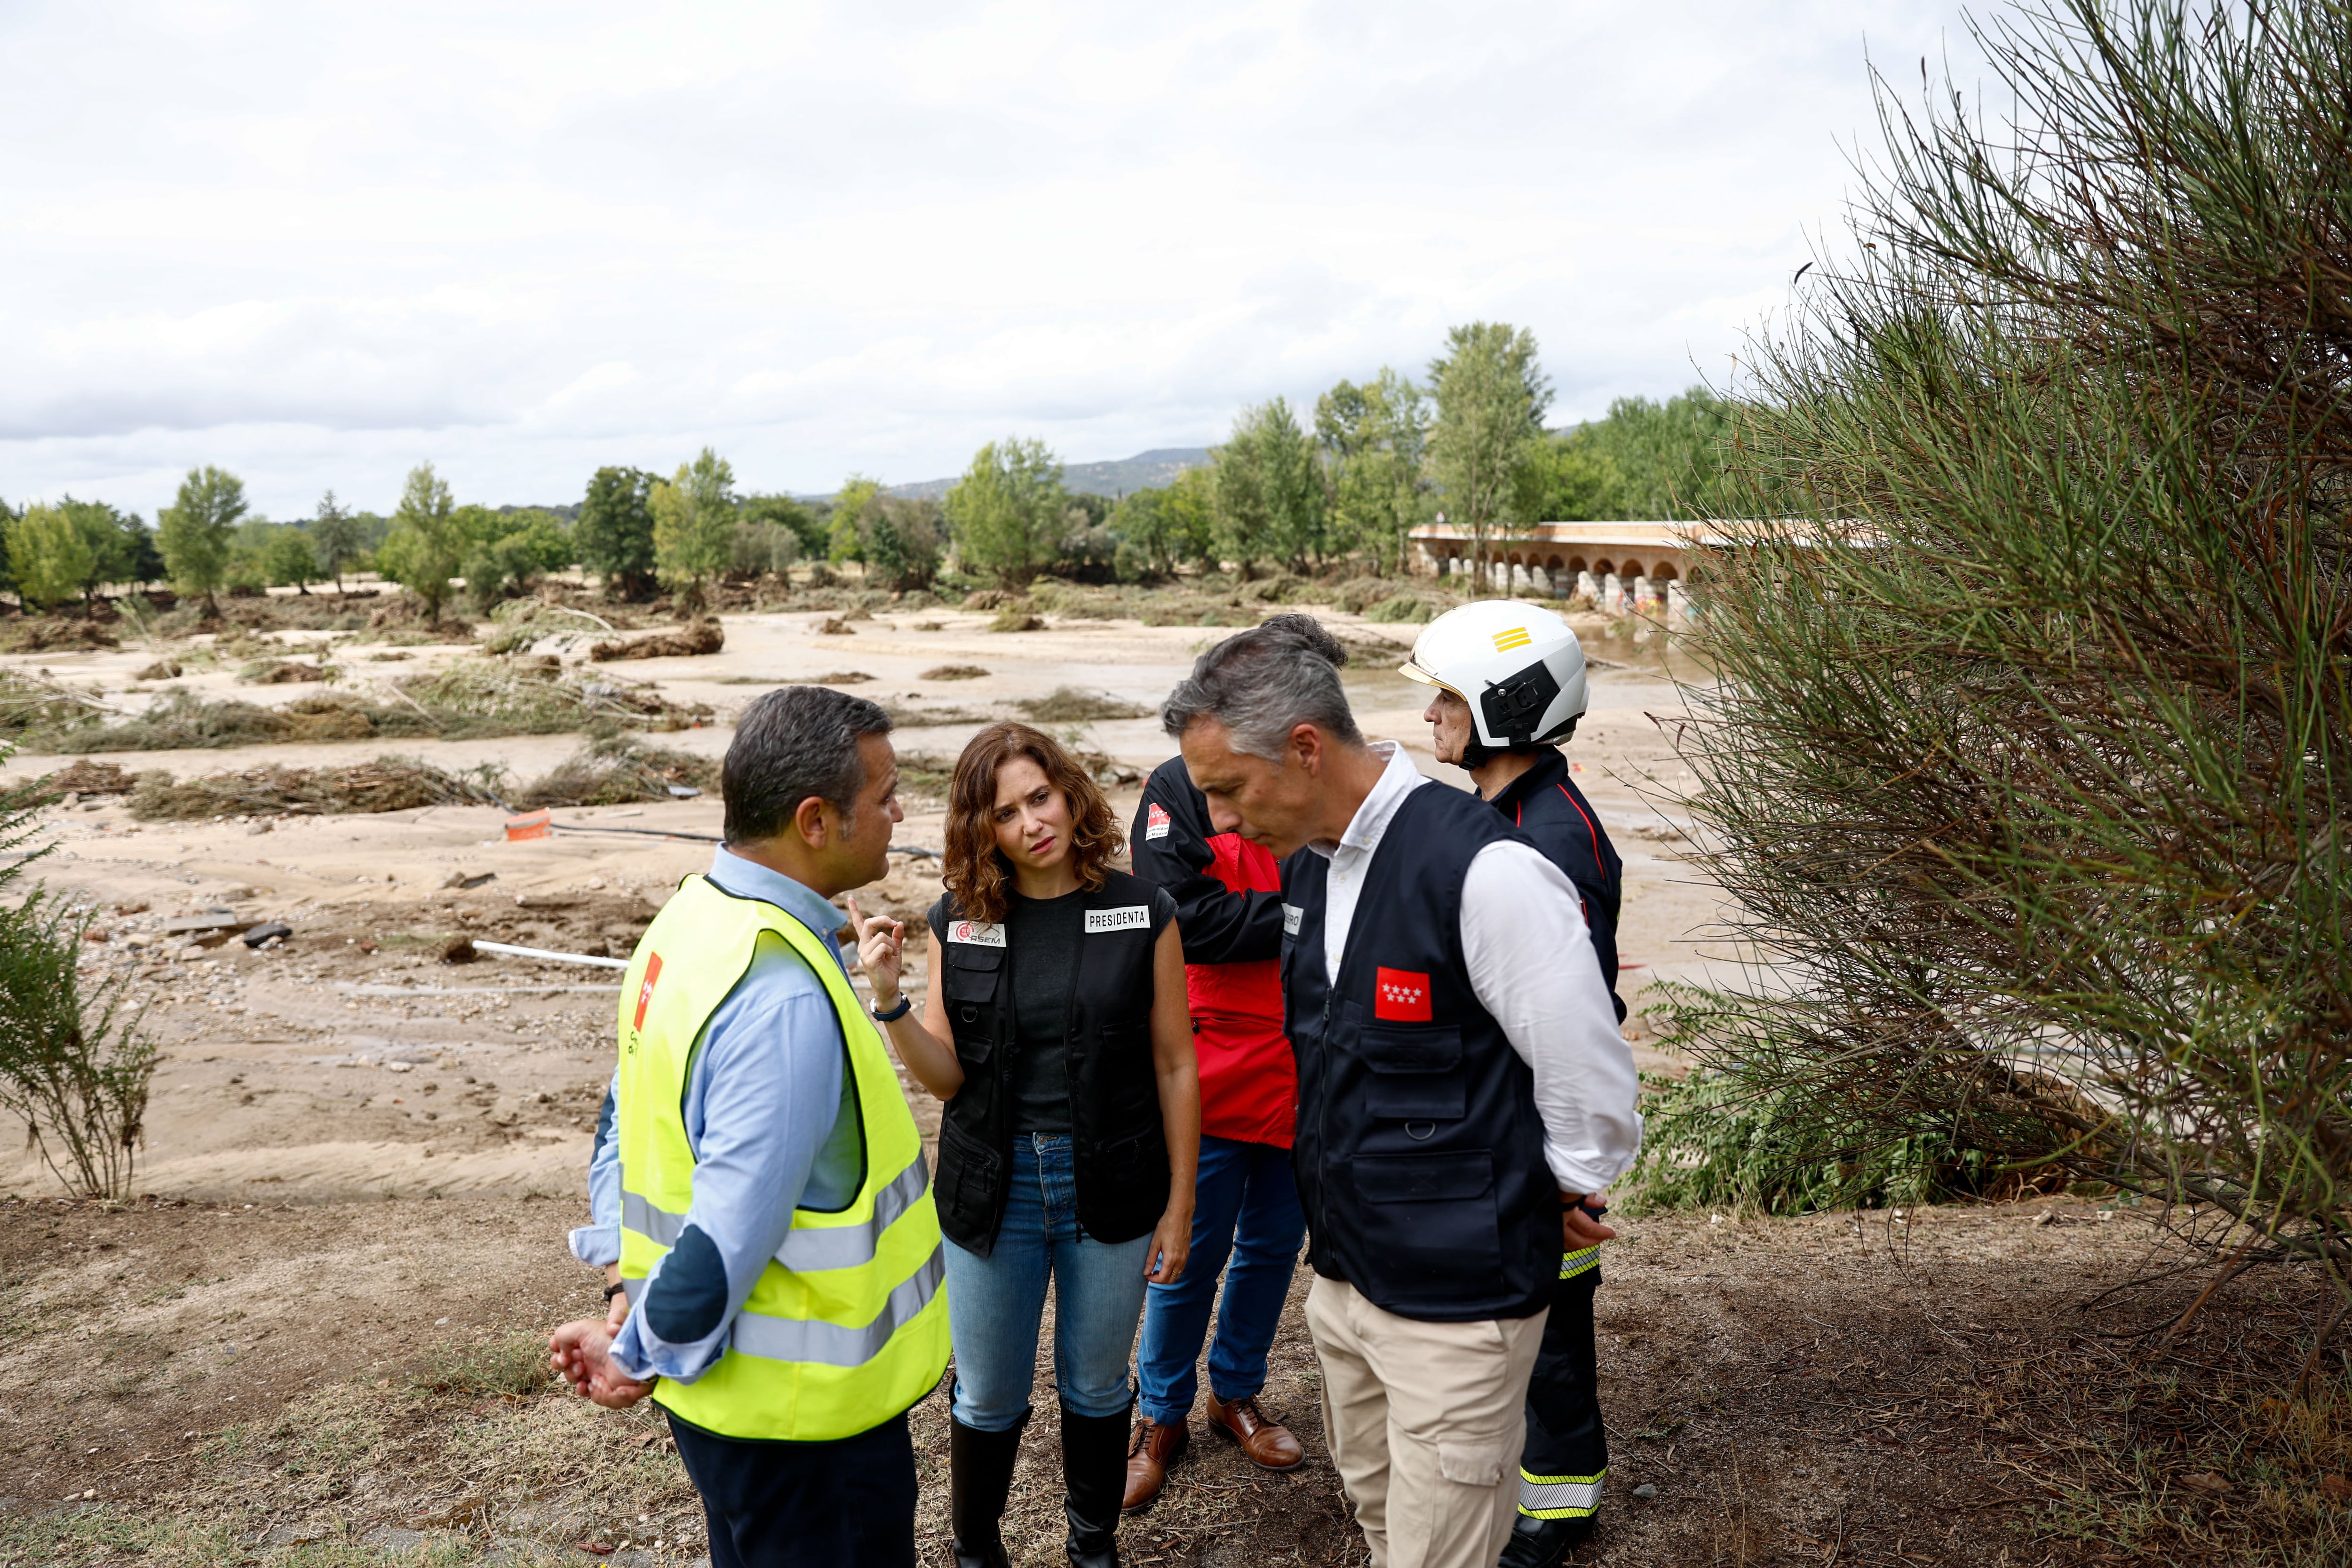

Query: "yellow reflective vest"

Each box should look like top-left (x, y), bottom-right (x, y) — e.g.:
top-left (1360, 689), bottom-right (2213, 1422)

top-left (615, 873), bottom-right (949, 1441)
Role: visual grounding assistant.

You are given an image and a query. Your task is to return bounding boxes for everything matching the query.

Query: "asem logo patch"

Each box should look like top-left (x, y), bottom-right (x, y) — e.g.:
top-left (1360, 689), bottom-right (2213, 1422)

top-left (1086, 905), bottom-right (1152, 933)
top-left (949, 920), bottom-right (1008, 947)
top-left (634, 953), bottom-right (664, 1031)
top-left (1374, 966), bottom-right (1432, 1021)
top-left (1144, 803), bottom-right (1172, 840)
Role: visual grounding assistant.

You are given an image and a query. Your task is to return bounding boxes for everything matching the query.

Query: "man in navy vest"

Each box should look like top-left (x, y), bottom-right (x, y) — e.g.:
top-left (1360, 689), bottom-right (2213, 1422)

top-left (1160, 614), bottom-right (1640, 1568)
top-left (1405, 601), bottom-right (1623, 1566)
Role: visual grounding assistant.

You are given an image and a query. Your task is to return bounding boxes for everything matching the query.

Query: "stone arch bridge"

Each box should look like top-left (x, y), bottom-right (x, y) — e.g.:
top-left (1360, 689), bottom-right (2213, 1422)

top-left (1408, 521), bottom-right (1717, 617)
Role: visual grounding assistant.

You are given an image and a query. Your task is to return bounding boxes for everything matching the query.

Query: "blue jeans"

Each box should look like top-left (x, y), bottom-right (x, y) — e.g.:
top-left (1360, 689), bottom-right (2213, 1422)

top-left (1136, 1134), bottom-right (1305, 1426)
top-left (942, 1133), bottom-right (1154, 1432)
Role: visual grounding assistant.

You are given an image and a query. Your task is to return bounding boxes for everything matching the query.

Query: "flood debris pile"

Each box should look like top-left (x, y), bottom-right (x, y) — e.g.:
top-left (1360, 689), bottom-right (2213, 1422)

top-left (29, 658), bottom-right (713, 754)
top-left (510, 736), bottom-right (721, 809)
top-left (112, 735), bottom-right (716, 820)
top-left (123, 757), bottom-right (507, 820)
top-left (589, 618), bottom-right (724, 661)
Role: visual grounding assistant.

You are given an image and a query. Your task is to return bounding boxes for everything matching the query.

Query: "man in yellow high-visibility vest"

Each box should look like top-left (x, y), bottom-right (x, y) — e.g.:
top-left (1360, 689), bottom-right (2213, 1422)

top-left (550, 686), bottom-right (949, 1568)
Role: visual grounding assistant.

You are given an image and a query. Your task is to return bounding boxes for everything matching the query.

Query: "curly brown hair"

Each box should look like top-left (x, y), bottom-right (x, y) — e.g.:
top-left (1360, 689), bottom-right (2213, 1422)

top-left (942, 722), bottom-right (1125, 923)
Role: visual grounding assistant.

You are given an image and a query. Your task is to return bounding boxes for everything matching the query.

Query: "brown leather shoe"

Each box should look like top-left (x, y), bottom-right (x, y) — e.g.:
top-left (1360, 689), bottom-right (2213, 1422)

top-left (1205, 1391), bottom-right (1305, 1472)
top-left (1121, 1417), bottom-right (1189, 1513)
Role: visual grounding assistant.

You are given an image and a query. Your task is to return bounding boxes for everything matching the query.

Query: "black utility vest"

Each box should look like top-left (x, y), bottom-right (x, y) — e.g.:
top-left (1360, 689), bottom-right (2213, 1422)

top-left (1281, 783), bottom-right (1557, 1322)
top-left (933, 869), bottom-right (1168, 1256)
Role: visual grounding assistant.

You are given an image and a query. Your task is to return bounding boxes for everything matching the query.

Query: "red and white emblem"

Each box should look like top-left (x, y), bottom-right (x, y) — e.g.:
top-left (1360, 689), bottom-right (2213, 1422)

top-left (1145, 802), bottom-right (1172, 840)
top-left (1373, 966), bottom-right (1432, 1022)
top-left (634, 952), bottom-right (664, 1030)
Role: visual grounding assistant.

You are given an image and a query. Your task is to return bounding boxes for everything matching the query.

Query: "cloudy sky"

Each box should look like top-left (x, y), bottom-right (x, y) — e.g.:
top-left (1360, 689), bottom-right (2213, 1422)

top-left (1, 0), bottom-right (1976, 518)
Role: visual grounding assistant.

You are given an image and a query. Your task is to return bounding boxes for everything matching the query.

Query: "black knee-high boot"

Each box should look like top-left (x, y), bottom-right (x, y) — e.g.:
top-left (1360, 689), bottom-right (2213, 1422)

top-left (1060, 1400), bottom-right (1131, 1568)
top-left (951, 1411), bottom-right (1028, 1568)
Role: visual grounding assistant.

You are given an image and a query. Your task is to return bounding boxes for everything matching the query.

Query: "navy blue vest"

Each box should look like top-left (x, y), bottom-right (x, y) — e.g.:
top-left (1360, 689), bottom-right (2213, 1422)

top-left (1280, 781), bottom-right (1558, 1322)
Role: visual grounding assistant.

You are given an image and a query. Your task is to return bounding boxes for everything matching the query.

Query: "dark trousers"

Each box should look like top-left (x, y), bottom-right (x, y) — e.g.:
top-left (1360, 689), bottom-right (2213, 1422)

top-left (1517, 1267), bottom-right (1607, 1519)
top-left (667, 1409), bottom-right (917, 1568)
top-left (1135, 1134), bottom-right (1307, 1425)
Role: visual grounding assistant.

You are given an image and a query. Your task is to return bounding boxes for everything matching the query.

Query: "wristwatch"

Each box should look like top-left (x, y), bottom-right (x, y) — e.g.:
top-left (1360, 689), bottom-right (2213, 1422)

top-left (871, 993), bottom-right (913, 1023)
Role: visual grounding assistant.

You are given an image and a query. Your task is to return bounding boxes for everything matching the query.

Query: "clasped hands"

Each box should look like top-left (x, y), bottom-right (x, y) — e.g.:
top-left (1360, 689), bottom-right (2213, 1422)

top-left (549, 1281), bottom-right (655, 1409)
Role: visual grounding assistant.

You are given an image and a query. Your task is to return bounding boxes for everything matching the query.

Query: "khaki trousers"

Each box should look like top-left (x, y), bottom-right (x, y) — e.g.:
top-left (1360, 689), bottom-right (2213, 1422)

top-left (1304, 1276), bottom-right (1549, 1568)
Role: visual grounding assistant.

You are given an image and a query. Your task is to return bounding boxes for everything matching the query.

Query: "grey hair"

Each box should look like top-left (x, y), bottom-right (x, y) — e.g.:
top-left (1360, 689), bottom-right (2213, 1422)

top-left (1160, 613), bottom-right (1361, 760)
top-left (724, 685), bottom-right (893, 843)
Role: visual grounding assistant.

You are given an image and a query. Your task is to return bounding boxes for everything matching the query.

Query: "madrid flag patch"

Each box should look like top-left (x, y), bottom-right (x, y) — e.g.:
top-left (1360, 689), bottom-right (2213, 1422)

top-left (634, 953), bottom-right (664, 1031)
top-left (1374, 966), bottom-right (1432, 1021)
top-left (1145, 802), bottom-right (1172, 840)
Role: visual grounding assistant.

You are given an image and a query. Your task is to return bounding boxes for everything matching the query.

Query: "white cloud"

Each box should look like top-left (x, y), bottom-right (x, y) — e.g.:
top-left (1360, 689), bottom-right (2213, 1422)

top-left (0, 0), bottom-right (1974, 515)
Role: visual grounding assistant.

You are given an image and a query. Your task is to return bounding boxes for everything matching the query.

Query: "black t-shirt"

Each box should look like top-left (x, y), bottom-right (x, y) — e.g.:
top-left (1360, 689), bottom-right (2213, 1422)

top-left (1005, 887), bottom-right (1084, 1133)
top-left (926, 881), bottom-right (1177, 1135)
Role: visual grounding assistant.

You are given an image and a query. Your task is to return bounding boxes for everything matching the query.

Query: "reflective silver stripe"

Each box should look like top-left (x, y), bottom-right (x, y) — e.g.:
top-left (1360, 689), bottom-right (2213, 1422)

top-left (623, 1189), bottom-right (686, 1248)
top-left (1519, 1468), bottom-right (1604, 1518)
top-left (728, 1243), bottom-right (946, 1368)
top-left (776, 1154), bottom-right (931, 1272)
top-left (1559, 1246), bottom-right (1600, 1280)
top-left (624, 1153), bottom-right (932, 1273)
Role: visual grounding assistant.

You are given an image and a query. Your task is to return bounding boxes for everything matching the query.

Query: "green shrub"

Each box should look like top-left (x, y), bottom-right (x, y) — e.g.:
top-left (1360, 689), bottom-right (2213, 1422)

top-left (0, 764), bottom-right (156, 1198)
top-left (1364, 595), bottom-right (1433, 623)
top-left (1623, 1070), bottom-right (2045, 1216)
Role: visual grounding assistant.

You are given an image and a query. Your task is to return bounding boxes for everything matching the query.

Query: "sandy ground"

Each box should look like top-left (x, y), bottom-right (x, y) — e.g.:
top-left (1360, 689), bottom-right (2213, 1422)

top-left (0, 601), bottom-right (1715, 1206)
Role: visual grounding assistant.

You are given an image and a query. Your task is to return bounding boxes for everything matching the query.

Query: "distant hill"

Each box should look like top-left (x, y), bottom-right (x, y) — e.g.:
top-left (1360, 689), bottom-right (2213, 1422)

top-left (880, 446), bottom-right (1212, 503)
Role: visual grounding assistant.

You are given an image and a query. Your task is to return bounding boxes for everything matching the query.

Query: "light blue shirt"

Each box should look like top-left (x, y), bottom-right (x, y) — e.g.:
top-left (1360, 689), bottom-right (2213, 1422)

top-left (574, 847), bottom-right (864, 1384)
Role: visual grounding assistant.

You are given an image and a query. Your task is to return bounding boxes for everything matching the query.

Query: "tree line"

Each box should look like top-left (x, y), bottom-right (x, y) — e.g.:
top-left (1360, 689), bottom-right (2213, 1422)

top-left (0, 322), bottom-right (1736, 613)
top-left (939, 323), bottom-right (1737, 587)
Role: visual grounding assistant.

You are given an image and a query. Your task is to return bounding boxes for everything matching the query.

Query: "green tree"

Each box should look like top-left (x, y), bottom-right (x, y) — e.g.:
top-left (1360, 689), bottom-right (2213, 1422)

top-left (1428, 323), bottom-right (1551, 585)
top-left (261, 527), bottom-right (320, 594)
top-left (858, 495), bottom-right (944, 590)
top-left (943, 442), bottom-right (1065, 585)
top-left (1112, 476), bottom-right (1208, 580)
top-left (740, 493), bottom-right (826, 561)
top-left (121, 514), bottom-right (164, 589)
top-left (156, 465), bottom-right (248, 616)
top-left (462, 507), bottom-right (573, 611)
top-left (826, 475), bottom-right (883, 565)
top-left (55, 500), bottom-right (140, 616)
top-left (1533, 429), bottom-right (1629, 521)
top-left (1570, 388), bottom-right (1736, 518)
top-left (651, 448), bottom-right (738, 611)
top-left (311, 491), bottom-right (366, 594)
top-left (576, 467), bottom-right (660, 601)
top-left (1210, 398), bottom-right (1324, 575)
top-left (376, 462), bottom-right (467, 623)
top-left (5, 504), bottom-right (95, 614)
top-left (1317, 369), bottom-right (1430, 574)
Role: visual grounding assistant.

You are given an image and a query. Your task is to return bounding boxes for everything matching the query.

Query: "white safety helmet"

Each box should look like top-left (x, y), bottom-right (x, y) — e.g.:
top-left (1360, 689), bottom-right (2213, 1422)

top-left (1398, 600), bottom-right (1589, 762)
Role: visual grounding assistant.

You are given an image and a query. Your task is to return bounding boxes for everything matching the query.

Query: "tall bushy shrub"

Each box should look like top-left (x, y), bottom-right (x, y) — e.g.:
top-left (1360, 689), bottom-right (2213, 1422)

top-left (1671, 0), bottom-right (2352, 1274)
top-left (0, 767), bottom-right (155, 1197)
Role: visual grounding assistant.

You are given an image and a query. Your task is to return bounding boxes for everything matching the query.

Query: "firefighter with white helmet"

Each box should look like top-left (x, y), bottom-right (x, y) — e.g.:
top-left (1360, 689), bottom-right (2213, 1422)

top-left (1402, 600), bottom-right (1624, 1565)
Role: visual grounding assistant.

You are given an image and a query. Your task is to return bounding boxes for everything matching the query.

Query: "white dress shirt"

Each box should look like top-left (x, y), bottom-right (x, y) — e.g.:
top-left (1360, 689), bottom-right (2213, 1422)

top-left (1312, 741), bottom-right (1641, 1195)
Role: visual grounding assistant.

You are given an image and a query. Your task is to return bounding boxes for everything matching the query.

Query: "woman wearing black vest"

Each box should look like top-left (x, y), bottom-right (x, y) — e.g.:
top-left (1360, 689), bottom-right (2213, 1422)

top-left (850, 721), bottom-right (1200, 1568)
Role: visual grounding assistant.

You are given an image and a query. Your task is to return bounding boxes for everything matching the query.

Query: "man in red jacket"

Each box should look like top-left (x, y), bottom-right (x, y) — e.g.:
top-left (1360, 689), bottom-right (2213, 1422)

top-left (1122, 757), bottom-right (1307, 1510)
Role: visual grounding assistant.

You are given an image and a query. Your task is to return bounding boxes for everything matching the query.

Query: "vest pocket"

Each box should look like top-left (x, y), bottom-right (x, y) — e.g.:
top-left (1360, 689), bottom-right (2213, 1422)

top-left (945, 944), bottom-right (1004, 1001)
top-left (945, 945), bottom-right (1003, 1053)
top-left (1351, 1151), bottom-right (1502, 1297)
top-left (1355, 1025), bottom-right (1468, 1121)
top-left (935, 1115), bottom-right (1004, 1242)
